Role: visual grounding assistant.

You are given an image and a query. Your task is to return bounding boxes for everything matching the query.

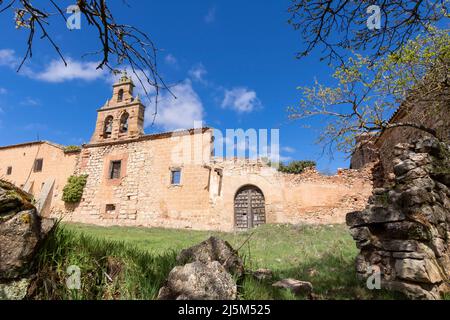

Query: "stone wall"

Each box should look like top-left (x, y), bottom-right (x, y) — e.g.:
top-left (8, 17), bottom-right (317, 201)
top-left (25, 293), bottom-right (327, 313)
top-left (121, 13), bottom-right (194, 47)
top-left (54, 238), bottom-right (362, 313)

top-left (60, 129), bottom-right (219, 230)
top-left (209, 159), bottom-right (373, 229)
top-left (346, 138), bottom-right (450, 299)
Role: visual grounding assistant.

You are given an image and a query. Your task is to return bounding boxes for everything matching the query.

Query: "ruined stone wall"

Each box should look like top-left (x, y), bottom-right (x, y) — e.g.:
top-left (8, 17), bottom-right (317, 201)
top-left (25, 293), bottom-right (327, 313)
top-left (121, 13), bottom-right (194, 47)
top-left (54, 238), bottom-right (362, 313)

top-left (350, 85), bottom-right (449, 180)
top-left (279, 167), bottom-right (373, 225)
top-left (210, 159), bottom-right (373, 227)
top-left (0, 142), bottom-right (79, 214)
top-left (347, 138), bottom-right (450, 299)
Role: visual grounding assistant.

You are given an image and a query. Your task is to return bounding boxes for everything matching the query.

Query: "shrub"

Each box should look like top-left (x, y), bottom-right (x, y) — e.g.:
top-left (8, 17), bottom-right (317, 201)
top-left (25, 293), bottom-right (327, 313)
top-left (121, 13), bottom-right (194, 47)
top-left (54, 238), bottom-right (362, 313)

top-left (63, 145), bottom-right (81, 153)
top-left (278, 160), bottom-right (316, 174)
top-left (62, 175), bottom-right (88, 203)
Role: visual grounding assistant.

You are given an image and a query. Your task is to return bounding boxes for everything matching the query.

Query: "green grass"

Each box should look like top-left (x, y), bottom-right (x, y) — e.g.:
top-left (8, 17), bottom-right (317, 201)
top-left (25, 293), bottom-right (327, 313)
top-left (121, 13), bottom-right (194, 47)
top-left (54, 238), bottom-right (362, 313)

top-left (32, 222), bottom-right (405, 300)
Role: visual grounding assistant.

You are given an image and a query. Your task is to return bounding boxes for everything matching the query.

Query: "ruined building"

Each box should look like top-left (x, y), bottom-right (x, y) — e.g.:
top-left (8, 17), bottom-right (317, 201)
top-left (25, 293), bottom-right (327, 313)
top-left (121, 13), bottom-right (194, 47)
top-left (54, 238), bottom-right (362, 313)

top-left (0, 73), bottom-right (372, 231)
top-left (351, 82), bottom-right (450, 182)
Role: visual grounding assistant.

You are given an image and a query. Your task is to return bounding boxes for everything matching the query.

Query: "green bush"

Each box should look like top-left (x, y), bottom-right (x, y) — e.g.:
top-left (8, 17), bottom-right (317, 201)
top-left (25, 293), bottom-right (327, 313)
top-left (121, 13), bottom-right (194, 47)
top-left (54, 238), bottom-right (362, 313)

top-left (63, 145), bottom-right (81, 153)
top-left (278, 160), bottom-right (316, 174)
top-left (62, 175), bottom-right (88, 203)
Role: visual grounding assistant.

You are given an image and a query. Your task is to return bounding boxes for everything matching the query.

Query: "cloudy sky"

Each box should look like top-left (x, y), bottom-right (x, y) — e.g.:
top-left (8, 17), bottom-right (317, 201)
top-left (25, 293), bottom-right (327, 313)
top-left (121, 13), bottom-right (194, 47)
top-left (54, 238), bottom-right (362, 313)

top-left (0, 0), bottom-right (349, 173)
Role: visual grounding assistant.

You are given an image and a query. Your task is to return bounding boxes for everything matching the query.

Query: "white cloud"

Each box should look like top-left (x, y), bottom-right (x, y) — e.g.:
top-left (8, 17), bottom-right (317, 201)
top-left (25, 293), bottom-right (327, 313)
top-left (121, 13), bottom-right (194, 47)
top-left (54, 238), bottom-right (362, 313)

top-left (35, 58), bottom-right (105, 83)
top-left (204, 7), bottom-right (216, 23)
top-left (164, 54), bottom-right (178, 66)
top-left (188, 63), bottom-right (207, 83)
top-left (282, 146), bottom-right (295, 153)
top-left (221, 87), bottom-right (261, 113)
top-left (148, 80), bottom-right (204, 131)
top-left (0, 49), bottom-right (105, 82)
top-left (0, 49), bottom-right (19, 68)
top-left (20, 97), bottom-right (41, 106)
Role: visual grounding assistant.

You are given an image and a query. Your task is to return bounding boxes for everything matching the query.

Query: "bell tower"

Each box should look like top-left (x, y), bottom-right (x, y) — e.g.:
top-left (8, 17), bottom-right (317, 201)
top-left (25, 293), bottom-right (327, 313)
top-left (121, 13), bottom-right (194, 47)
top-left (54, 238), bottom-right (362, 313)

top-left (90, 71), bottom-right (145, 144)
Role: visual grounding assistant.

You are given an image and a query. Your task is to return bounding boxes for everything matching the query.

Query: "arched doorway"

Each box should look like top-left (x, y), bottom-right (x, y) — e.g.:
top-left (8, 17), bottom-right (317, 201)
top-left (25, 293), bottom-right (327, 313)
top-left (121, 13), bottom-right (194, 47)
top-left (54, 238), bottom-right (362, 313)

top-left (234, 185), bottom-right (265, 230)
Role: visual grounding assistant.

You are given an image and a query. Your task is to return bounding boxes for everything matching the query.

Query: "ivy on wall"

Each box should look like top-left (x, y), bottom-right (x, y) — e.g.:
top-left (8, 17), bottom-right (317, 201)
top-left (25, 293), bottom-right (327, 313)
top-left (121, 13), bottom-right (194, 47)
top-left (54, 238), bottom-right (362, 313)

top-left (62, 175), bottom-right (88, 203)
top-left (63, 145), bottom-right (81, 153)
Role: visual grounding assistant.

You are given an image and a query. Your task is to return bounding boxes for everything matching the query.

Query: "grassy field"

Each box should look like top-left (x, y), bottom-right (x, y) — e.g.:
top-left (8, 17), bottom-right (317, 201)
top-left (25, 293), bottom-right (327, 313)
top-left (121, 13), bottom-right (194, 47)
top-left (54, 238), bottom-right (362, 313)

top-left (32, 222), bottom-right (405, 300)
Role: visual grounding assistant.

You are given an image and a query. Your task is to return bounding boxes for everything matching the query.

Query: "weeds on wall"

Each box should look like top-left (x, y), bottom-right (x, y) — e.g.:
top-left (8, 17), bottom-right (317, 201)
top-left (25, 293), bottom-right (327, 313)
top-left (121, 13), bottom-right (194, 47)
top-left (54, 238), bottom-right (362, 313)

top-left (62, 175), bottom-right (88, 203)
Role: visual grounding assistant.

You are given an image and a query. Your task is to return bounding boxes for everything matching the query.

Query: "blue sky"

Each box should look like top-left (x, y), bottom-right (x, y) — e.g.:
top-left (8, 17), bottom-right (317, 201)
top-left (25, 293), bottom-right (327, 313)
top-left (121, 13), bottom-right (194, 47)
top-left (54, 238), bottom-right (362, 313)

top-left (0, 0), bottom-right (350, 173)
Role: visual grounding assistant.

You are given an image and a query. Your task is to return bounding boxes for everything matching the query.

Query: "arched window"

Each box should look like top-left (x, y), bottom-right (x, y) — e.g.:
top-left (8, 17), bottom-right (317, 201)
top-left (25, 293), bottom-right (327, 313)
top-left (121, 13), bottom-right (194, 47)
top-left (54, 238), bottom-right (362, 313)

top-left (117, 89), bottom-right (124, 102)
top-left (103, 116), bottom-right (113, 138)
top-left (119, 112), bottom-right (129, 133)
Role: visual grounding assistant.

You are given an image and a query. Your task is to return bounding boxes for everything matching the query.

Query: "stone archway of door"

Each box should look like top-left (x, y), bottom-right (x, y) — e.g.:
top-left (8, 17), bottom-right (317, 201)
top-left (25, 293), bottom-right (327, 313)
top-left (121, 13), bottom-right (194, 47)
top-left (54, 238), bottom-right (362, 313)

top-left (234, 185), bottom-right (266, 230)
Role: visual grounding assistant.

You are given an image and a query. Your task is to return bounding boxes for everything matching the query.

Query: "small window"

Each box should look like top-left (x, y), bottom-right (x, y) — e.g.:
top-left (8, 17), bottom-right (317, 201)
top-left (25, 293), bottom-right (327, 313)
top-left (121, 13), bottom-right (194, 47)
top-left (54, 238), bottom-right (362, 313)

top-left (34, 159), bottom-right (43, 172)
top-left (117, 89), bottom-right (124, 102)
top-left (171, 169), bottom-right (181, 185)
top-left (105, 204), bottom-right (116, 213)
top-left (6, 166), bottom-right (12, 175)
top-left (109, 160), bottom-right (122, 179)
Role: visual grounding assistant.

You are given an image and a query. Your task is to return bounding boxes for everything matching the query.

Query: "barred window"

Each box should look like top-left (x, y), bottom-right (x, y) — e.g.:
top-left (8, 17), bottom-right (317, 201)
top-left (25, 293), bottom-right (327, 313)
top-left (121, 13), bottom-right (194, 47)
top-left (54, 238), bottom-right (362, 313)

top-left (109, 160), bottom-right (122, 179)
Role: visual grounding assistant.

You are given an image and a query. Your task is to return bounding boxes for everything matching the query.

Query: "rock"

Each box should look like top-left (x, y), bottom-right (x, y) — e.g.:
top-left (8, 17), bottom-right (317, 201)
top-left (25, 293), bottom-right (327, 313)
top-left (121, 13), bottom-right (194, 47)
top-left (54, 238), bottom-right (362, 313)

top-left (177, 236), bottom-right (244, 276)
top-left (157, 261), bottom-right (237, 300)
top-left (0, 180), bottom-right (34, 218)
top-left (392, 252), bottom-right (427, 260)
top-left (373, 188), bottom-right (386, 195)
top-left (377, 240), bottom-right (419, 252)
top-left (399, 187), bottom-right (434, 206)
top-left (414, 138), bottom-right (442, 157)
top-left (381, 280), bottom-right (441, 300)
top-left (402, 167), bottom-right (428, 181)
top-left (0, 209), bottom-right (55, 279)
top-left (0, 278), bottom-right (31, 300)
top-left (382, 222), bottom-right (431, 241)
top-left (394, 258), bottom-right (444, 284)
top-left (408, 153), bottom-right (431, 166)
top-left (393, 159), bottom-right (417, 176)
top-left (0, 180), bottom-right (56, 281)
top-left (252, 268), bottom-right (273, 280)
top-left (272, 278), bottom-right (313, 297)
top-left (346, 207), bottom-right (405, 227)
top-left (349, 227), bottom-right (371, 248)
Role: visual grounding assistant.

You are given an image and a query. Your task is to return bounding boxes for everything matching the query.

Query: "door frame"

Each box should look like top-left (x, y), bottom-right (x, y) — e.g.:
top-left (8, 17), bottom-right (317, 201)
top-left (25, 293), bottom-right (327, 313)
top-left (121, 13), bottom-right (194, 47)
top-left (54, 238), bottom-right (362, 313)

top-left (234, 184), bottom-right (265, 230)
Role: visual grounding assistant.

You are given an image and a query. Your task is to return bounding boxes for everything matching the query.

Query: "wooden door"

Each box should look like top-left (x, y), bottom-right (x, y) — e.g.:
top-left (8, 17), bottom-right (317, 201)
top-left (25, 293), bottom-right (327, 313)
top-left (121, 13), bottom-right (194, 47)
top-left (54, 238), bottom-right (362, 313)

top-left (234, 186), bottom-right (265, 230)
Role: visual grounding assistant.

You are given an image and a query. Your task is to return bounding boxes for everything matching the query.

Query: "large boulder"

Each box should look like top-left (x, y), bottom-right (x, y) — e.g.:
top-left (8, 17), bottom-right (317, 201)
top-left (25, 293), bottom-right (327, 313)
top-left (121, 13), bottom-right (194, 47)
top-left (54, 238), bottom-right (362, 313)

top-left (157, 261), bottom-right (237, 300)
top-left (0, 179), bottom-right (56, 299)
top-left (177, 236), bottom-right (244, 277)
top-left (0, 180), bottom-right (34, 219)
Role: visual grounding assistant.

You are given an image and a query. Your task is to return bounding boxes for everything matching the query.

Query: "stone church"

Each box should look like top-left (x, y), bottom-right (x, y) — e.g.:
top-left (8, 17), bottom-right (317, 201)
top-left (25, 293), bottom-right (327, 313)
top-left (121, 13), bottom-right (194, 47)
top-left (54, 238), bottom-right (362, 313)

top-left (0, 73), bottom-right (372, 231)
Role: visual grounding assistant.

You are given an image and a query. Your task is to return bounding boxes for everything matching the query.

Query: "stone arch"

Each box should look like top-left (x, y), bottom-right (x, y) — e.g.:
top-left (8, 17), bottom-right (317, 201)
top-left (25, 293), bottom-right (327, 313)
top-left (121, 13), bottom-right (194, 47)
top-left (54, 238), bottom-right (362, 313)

top-left (117, 89), bottom-right (124, 102)
top-left (119, 111), bottom-right (129, 133)
top-left (234, 184), bottom-right (266, 230)
top-left (103, 115), bottom-right (114, 138)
